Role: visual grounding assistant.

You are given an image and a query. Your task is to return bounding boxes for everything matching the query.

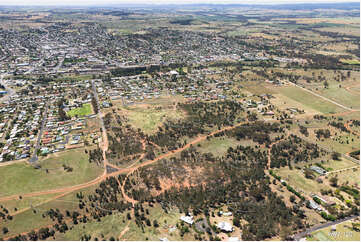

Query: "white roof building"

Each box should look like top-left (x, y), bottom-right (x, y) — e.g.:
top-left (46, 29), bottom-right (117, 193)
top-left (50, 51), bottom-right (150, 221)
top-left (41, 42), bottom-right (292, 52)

top-left (217, 221), bottom-right (233, 232)
top-left (180, 215), bottom-right (194, 225)
top-left (169, 70), bottom-right (179, 75)
top-left (228, 237), bottom-right (240, 242)
top-left (220, 211), bottom-right (233, 216)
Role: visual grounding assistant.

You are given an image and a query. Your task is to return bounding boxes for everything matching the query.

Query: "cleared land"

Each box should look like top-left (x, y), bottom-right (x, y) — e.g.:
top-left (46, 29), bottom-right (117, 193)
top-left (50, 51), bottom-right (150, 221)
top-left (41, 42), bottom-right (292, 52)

top-left (0, 148), bottom-right (102, 197)
top-left (274, 168), bottom-right (329, 194)
top-left (276, 86), bottom-right (345, 114)
top-left (120, 103), bottom-right (184, 134)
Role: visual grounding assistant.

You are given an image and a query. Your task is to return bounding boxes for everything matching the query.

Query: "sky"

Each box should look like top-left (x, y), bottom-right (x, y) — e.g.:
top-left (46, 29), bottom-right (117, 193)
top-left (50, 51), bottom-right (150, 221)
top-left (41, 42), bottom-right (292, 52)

top-left (0, 0), bottom-right (356, 7)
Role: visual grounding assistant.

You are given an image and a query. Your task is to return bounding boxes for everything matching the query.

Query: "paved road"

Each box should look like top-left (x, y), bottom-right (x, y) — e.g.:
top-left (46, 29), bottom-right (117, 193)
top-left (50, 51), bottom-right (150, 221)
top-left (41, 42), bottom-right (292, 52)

top-left (29, 102), bottom-right (49, 163)
top-left (293, 215), bottom-right (359, 240)
top-left (288, 81), bottom-right (358, 112)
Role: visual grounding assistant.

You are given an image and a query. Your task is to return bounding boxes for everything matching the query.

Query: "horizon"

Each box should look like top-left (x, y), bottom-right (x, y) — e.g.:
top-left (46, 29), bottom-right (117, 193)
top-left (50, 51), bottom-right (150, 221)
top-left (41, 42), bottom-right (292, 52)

top-left (0, 0), bottom-right (359, 7)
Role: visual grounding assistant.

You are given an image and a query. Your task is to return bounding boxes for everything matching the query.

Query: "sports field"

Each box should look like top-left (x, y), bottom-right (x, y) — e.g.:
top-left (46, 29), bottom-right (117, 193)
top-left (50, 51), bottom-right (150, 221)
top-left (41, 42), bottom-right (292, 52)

top-left (67, 103), bottom-right (93, 117)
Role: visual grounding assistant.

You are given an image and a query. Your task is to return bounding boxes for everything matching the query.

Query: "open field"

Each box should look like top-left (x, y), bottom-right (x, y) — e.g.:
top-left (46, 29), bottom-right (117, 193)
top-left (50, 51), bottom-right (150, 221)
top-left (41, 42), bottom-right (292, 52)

top-left (274, 86), bottom-right (345, 114)
top-left (54, 74), bottom-right (94, 82)
top-left (327, 168), bottom-right (360, 187)
top-left (313, 81), bottom-right (360, 110)
top-left (0, 193), bottom-right (63, 214)
top-left (321, 158), bottom-right (358, 171)
top-left (340, 59), bottom-right (361, 65)
top-left (0, 148), bottom-right (102, 197)
top-left (67, 103), bottom-right (93, 117)
top-left (56, 204), bottom-right (190, 241)
top-left (118, 100), bottom-right (185, 134)
top-left (300, 130), bottom-right (360, 155)
top-left (1, 184), bottom-right (99, 238)
top-left (271, 93), bottom-right (321, 117)
top-left (274, 168), bottom-right (329, 194)
top-left (197, 136), bottom-right (242, 156)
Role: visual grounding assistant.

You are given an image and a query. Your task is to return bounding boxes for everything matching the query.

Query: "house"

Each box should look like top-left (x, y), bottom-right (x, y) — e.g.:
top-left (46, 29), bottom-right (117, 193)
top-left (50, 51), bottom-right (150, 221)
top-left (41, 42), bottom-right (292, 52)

top-left (169, 70), bottom-right (179, 75)
top-left (220, 211), bottom-right (233, 216)
top-left (310, 166), bottom-right (327, 175)
top-left (217, 221), bottom-right (233, 232)
top-left (313, 194), bottom-right (336, 206)
top-left (180, 215), bottom-right (194, 225)
top-left (228, 237), bottom-right (241, 242)
top-left (307, 200), bottom-right (322, 211)
top-left (263, 111), bottom-right (274, 116)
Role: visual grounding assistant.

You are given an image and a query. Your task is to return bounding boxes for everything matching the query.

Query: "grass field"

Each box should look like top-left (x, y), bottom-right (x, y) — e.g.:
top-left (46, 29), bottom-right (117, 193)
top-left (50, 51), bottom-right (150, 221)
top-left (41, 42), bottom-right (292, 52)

top-left (315, 81), bottom-right (360, 110)
top-left (122, 104), bottom-right (184, 134)
top-left (327, 168), bottom-right (360, 187)
top-left (308, 220), bottom-right (360, 241)
top-left (274, 168), bottom-right (329, 194)
top-left (56, 204), bottom-right (189, 241)
top-left (197, 137), bottom-right (241, 156)
top-left (0, 148), bottom-right (102, 197)
top-left (55, 74), bottom-right (94, 82)
top-left (276, 86), bottom-right (345, 114)
top-left (1, 184), bottom-right (99, 238)
top-left (271, 93), bottom-right (321, 117)
top-left (340, 59), bottom-right (360, 65)
top-left (67, 103), bottom-right (93, 117)
top-left (0, 193), bottom-right (63, 214)
top-left (321, 158), bottom-right (357, 171)
top-left (300, 131), bottom-right (360, 155)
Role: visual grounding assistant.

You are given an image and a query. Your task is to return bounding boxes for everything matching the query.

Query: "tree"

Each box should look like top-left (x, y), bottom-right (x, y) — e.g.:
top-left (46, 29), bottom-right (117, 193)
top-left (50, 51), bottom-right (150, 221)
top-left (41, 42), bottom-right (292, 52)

top-left (304, 168), bottom-right (314, 179)
top-left (2, 227), bottom-right (8, 234)
top-left (153, 219), bottom-right (159, 228)
top-left (233, 217), bottom-right (240, 227)
top-left (332, 152), bottom-right (341, 160)
top-left (323, 81), bottom-right (329, 88)
top-left (290, 195), bottom-right (296, 203)
top-left (330, 177), bottom-right (338, 187)
top-left (27, 230), bottom-right (38, 241)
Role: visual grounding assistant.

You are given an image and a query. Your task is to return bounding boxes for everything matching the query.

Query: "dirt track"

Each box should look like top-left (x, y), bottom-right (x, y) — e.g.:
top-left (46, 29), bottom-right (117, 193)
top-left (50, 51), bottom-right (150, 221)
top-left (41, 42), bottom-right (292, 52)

top-left (119, 121), bottom-right (247, 204)
top-left (0, 121), bottom-right (246, 204)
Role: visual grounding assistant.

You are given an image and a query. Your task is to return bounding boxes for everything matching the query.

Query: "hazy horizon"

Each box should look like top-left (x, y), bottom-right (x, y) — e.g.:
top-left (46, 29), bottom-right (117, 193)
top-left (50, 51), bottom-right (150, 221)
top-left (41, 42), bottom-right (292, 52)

top-left (0, 0), bottom-right (358, 7)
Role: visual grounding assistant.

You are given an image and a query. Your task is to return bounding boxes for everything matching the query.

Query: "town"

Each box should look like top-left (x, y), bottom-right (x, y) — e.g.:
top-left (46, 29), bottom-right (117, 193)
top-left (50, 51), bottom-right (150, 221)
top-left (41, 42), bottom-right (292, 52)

top-left (0, 2), bottom-right (359, 242)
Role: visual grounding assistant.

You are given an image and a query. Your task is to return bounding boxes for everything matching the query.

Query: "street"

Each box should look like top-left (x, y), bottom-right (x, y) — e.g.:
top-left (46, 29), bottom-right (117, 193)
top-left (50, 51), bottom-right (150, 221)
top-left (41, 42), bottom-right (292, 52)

top-left (293, 215), bottom-right (359, 240)
top-left (29, 102), bottom-right (49, 163)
